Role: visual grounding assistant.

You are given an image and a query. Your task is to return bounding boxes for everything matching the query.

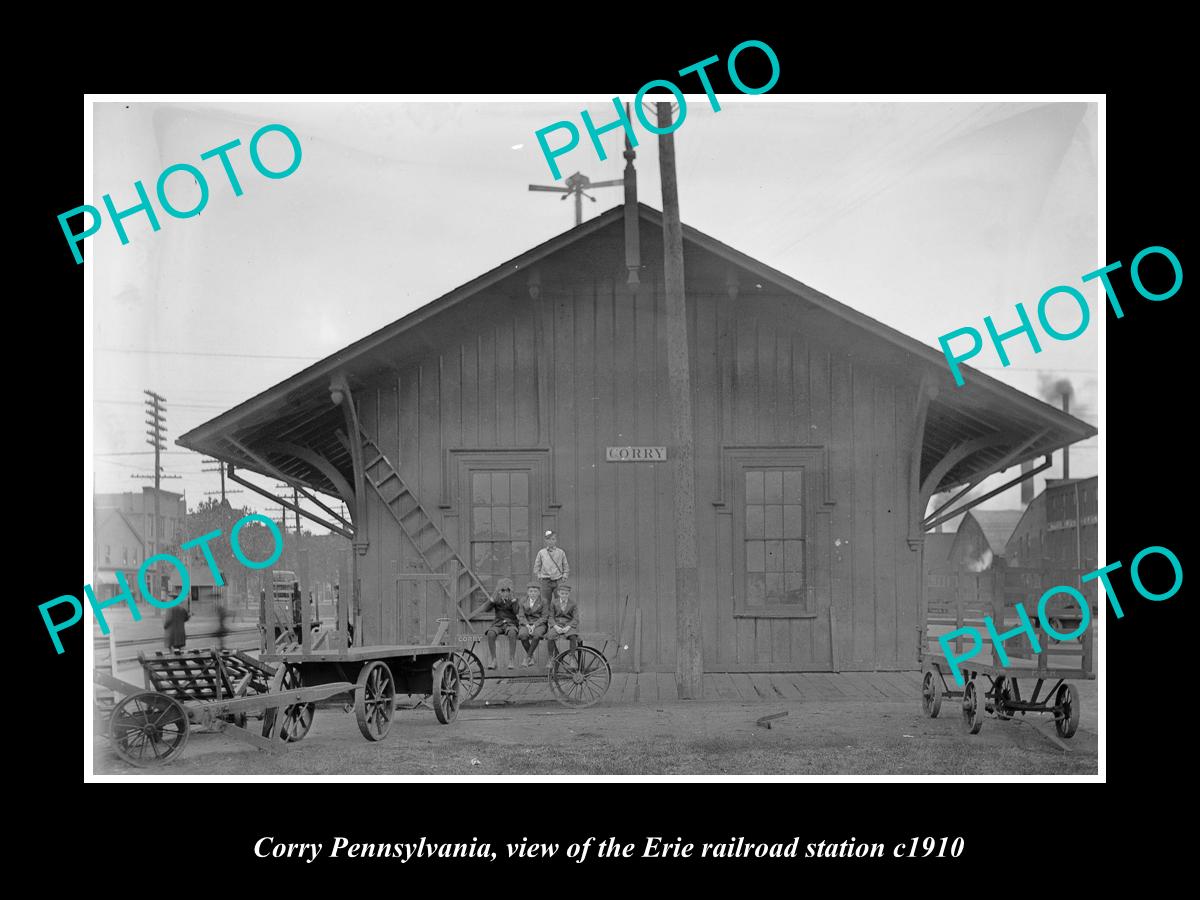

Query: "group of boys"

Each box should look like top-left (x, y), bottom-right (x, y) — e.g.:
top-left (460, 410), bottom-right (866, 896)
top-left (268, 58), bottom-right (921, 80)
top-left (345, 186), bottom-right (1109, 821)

top-left (478, 530), bottom-right (579, 669)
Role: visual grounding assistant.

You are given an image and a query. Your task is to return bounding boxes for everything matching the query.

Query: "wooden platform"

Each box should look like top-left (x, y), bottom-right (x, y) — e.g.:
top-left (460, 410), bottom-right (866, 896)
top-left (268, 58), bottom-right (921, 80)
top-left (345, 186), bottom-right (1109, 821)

top-left (467, 670), bottom-right (929, 706)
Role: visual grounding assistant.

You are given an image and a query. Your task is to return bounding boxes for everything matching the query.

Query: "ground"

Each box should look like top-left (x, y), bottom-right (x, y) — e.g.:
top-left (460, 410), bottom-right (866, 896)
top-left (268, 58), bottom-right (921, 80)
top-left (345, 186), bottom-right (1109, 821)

top-left (93, 677), bottom-right (1098, 776)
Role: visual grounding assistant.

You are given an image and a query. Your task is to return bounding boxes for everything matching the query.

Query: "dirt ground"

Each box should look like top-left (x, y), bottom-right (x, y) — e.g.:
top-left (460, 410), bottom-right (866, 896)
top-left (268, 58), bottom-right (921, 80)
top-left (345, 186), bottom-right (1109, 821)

top-left (93, 681), bottom-right (1098, 776)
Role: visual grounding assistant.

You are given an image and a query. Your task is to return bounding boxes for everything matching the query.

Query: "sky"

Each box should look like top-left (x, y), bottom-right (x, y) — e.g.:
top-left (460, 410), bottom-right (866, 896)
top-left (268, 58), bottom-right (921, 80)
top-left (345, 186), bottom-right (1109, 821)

top-left (89, 98), bottom-right (1099, 532)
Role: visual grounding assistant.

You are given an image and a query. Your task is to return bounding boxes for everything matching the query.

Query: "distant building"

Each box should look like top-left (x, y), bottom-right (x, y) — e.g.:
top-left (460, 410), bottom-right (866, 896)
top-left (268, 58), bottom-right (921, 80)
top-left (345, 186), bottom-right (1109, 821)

top-left (1006, 476), bottom-right (1097, 571)
top-left (93, 487), bottom-right (188, 601)
top-left (93, 507), bottom-right (145, 600)
top-left (929, 509), bottom-right (1023, 573)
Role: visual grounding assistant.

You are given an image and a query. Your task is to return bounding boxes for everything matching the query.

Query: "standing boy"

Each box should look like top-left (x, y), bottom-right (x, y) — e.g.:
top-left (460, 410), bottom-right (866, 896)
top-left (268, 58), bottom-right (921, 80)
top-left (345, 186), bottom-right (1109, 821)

top-left (478, 577), bottom-right (521, 669)
top-left (517, 580), bottom-right (548, 667)
top-left (533, 530), bottom-right (570, 608)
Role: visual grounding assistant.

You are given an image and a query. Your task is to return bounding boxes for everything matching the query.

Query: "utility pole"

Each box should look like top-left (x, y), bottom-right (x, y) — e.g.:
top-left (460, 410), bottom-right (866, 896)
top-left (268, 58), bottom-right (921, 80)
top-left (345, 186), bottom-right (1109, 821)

top-left (133, 391), bottom-right (180, 610)
top-left (656, 101), bottom-right (702, 699)
top-left (203, 457), bottom-right (242, 504)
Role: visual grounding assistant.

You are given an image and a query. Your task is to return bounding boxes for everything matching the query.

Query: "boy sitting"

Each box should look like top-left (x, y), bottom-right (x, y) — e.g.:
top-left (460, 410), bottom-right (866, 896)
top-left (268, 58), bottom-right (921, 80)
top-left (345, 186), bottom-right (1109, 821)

top-left (517, 580), bottom-right (548, 667)
top-left (478, 577), bottom-right (521, 670)
top-left (544, 583), bottom-right (581, 667)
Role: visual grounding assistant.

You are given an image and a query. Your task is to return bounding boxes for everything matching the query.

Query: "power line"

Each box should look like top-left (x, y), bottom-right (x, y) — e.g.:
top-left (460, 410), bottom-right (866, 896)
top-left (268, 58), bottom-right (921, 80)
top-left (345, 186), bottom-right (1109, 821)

top-left (95, 399), bottom-right (231, 409)
top-left (97, 347), bottom-right (321, 361)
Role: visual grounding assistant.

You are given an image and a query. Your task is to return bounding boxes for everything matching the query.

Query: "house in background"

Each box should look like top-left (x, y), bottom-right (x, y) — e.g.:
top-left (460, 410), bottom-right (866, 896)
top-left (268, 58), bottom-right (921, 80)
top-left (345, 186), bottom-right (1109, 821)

top-left (947, 509), bottom-right (1024, 572)
top-left (179, 202), bottom-right (1095, 678)
top-left (93, 507), bottom-right (145, 601)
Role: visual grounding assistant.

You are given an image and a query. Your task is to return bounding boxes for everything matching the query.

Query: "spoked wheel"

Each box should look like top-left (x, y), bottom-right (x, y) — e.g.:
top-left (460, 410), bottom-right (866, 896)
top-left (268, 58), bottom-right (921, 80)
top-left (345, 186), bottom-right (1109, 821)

top-left (432, 659), bottom-right (461, 724)
top-left (452, 650), bottom-right (485, 703)
top-left (548, 646), bottom-right (612, 708)
top-left (921, 670), bottom-right (942, 718)
top-left (961, 680), bottom-right (984, 735)
top-left (1054, 682), bottom-right (1080, 739)
top-left (109, 692), bottom-right (190, 767)
top-left (994, 676), bottom-right (1018, 721)
top-left (354, 661), bottom-right (396, 741)
top-left (262, 663), bottom-right (315, 742)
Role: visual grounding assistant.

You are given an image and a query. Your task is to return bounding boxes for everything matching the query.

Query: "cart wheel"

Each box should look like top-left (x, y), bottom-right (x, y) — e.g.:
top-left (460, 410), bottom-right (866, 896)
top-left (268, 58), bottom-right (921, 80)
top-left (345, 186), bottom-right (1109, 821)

top-left (432, 659), bottom-right (461, 724)
top-left (453, 650), bottom-right (485, 703)
top-left (262, 663), bottom-right (315, 742)
top-left (549, 646), bottom-right (612, 708)
top-left (993, 675), bottom-right (1014, 721)
top-left (961, 680), bottom-right (984, 735)
top-left (1054, 682), bottom-right (1080, 739)
top-left (921, 670), bottom-right (942, 718)
top-left (354, 661), bottom-right (396, 741)
top-left (109, 692), bottom-right (190, 767)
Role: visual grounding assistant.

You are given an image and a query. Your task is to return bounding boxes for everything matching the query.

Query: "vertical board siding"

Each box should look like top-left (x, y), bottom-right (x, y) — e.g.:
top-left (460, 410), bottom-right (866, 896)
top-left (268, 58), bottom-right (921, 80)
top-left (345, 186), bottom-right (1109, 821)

top-left (351, 272), bottom-right (924, 672)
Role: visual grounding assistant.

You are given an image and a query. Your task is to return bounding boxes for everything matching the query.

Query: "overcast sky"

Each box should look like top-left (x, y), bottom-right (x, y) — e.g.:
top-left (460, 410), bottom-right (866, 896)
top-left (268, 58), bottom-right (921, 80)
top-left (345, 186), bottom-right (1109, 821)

top-left (89, 98), bottom-right (1098, 531)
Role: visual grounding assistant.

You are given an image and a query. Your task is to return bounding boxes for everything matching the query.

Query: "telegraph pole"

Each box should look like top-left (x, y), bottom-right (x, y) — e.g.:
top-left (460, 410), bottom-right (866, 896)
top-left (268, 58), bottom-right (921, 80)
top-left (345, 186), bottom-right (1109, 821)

top-left (202, 457), bottom-right (241, 504)
top-left (656, 101), bottom-right (702, 699)
top-left (141, 391), bottom-right (171, 606)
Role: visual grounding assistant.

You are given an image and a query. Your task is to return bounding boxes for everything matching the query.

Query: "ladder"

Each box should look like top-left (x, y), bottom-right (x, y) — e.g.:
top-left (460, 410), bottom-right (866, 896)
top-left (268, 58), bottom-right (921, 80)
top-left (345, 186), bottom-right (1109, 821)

top-left (358, 429), bottom-right (488, 630)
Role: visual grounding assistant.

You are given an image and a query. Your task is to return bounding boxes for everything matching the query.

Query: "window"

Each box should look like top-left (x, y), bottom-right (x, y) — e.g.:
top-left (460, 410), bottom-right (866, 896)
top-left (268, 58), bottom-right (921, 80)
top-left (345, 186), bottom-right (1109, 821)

top-left (744, 470), bottom-right (806, 606)
top-left (104, 545), bottom-right (111, 564)
top-left (122, 546), bottom-right (128, 565)
top-left (469, 470), bottom-right (532, 607)
top-left (723, 446), bottom-right (828, 617)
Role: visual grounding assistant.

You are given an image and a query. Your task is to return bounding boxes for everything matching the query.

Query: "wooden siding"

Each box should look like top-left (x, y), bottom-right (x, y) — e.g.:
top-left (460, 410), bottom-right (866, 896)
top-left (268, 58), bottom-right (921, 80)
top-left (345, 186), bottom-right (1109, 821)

top-left (352, 261), bottom-right (924, 672)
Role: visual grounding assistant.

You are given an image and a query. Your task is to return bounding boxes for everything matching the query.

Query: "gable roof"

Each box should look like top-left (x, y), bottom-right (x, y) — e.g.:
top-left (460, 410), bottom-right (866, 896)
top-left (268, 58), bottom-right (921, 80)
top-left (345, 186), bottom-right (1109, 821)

top-left (178, 203), bottom-right (1095, 499)
top-left (96, 507), bottom-right (144, 545)
top-left (969, 510), bottom-right (1024, 555)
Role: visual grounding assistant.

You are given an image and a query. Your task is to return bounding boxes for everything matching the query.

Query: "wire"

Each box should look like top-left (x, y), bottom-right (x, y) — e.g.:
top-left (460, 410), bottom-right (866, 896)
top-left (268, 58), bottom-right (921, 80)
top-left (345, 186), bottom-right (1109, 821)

top-left (96, 347), bottom-right (321, 361)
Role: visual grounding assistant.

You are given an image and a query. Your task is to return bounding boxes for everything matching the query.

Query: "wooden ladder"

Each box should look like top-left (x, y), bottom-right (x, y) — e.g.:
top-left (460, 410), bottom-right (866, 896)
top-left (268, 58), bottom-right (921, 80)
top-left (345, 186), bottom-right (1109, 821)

top-left (359, 429), bottom-right (488, 629)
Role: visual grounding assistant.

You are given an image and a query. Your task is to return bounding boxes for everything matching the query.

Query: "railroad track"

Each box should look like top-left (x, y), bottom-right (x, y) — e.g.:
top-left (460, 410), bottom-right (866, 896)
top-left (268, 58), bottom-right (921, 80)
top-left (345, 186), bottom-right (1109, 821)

top-left (94, 626), bottom-right (260, 664)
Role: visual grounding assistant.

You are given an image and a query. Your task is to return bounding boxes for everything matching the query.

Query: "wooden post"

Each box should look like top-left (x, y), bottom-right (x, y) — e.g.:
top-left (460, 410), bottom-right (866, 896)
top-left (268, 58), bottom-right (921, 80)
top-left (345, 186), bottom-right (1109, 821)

top-left (634, 608), bottom-right (642, 674)
top-left (657, 101), bottom-right (703, 699)
top-left (258, 588), bottom-right (267, 653)
top-left (301, 581), bottom-right (312, 654)
top-left (828, 607), bottom-right (839, 672)
top-left (448, 562), bottom-right (460, 647)
top-left (108, 624), bottom-right (119, 678)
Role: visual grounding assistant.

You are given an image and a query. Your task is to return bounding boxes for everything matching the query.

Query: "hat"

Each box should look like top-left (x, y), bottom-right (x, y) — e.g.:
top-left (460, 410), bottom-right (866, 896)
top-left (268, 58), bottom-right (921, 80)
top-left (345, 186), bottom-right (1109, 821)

top-left (544, 530), bottom-right (556, 538)
top-left (527, 580), bottom-right (542, 590)
top-left (496, 577), bottom-right (514, 590)
top-left (555, 583), bottom-right (572, 593)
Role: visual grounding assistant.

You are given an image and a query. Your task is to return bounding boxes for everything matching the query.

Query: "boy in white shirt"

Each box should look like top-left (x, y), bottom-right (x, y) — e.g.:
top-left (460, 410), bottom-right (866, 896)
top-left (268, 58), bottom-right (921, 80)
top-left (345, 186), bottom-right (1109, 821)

top-left (533, 530), bottom-right (570, 608)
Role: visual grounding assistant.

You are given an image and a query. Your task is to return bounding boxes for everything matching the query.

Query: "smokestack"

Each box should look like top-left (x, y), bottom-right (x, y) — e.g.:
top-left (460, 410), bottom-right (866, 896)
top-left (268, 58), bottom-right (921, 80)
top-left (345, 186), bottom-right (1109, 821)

top-left (1038, 374), bottom-right (1075, 482)
top-left (1061, 389), bottom-right (1070, 479)
top-left (1020, 460), bottom-right (1034, 505)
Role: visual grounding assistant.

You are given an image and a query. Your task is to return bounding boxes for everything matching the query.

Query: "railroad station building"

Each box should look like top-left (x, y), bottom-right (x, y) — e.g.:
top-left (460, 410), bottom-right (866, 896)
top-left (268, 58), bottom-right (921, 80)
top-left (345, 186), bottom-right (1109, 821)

top-left (179, 203), bottom-right (1095, 675)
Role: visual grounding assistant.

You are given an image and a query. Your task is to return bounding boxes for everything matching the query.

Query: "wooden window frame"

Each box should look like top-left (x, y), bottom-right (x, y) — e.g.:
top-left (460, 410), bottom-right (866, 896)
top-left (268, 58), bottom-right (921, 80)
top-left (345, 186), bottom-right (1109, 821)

top-left (441, 450), bottom-right (553, 614)
top-left (719, 446), bottom-right (833, 619)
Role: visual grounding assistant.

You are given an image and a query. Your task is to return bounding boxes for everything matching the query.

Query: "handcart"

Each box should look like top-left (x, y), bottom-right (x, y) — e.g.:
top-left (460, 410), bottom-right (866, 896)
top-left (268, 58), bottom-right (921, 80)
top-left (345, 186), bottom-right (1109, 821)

top-left (919, 565), bottom-right (1096, 738)
top-left (93, 648), bottom-right (353, 768)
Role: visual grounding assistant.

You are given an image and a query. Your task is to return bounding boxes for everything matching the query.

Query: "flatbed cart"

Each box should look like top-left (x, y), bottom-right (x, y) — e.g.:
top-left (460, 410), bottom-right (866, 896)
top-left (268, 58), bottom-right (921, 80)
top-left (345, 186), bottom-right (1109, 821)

top-left (258, 568), bottom-right (466, 741)
top-left (93, 649), bottom-right (352, 768)
top-left (919, 565), bottom-right (1096, 738)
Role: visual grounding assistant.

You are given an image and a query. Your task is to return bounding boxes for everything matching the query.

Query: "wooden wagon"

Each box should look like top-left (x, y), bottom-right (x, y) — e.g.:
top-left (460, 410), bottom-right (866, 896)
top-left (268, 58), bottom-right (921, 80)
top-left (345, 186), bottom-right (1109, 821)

top-left (258, 568), bottom-right (466, 740)
top-left (918, 565), bottom-right (1096, 738)
top-left (94, 649), bottom-right (352, 767)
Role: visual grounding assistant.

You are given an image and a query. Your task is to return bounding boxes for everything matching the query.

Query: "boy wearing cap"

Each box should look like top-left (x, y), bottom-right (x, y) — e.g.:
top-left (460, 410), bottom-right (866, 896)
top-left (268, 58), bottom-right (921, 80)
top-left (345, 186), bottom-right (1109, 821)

top-left (517, 580), bottom-right (548, 667)
top-left (478, 577), bottom-right (521, 670)
top-left (533, 530), bottom-right (570, 608)
top-left (544, 582), bottom-right (581, 667)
